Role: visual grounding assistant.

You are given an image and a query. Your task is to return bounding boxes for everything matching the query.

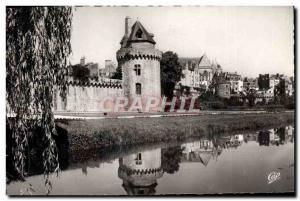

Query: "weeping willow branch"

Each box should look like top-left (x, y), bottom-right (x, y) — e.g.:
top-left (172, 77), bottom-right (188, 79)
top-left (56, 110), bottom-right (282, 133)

top-left (6, 7), bottom-right (72, 185)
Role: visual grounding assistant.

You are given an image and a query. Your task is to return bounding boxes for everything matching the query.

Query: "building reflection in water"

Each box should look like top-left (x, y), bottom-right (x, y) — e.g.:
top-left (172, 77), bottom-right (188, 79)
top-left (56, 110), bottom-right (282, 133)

top-left (118, 148), bottom-right (163, 195)
top-left (116, 126), bottom-right (293, 195)
top-left (180, 135), bottom-right (244, 166)
top-left (257, 126), bottom-right (294, 146)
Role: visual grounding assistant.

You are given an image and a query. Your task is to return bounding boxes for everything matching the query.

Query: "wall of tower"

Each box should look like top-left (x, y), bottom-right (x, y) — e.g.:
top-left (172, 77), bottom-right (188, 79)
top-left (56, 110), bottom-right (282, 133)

top-left (117, 43), bottom-right (162, 111)
top-left (122, 58), bottom-right (161, 100)
top-left (118, 148), bottom-right (163, 187)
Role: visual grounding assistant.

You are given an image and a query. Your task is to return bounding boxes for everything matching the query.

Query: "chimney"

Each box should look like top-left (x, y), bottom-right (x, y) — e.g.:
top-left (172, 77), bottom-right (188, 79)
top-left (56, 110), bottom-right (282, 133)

top-left (125, 16), bottom-right (132, 37)
top-left (80, 56), bottom-right (85, 66)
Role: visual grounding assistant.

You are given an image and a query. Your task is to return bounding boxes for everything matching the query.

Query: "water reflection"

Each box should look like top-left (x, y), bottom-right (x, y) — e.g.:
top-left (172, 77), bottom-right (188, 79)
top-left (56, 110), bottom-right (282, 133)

top-left (118, 148), bottom-right (163, 195)
top-left (6, 125), bottom-right (294, 195)
top-left (115, 125), bottom-right (294, 195)
top-left (257, 125), bottom-right (294, 146)
top-left (161, 146), bottom-right (182, 174)
top-left (117, 126), bottom-right (294, 195)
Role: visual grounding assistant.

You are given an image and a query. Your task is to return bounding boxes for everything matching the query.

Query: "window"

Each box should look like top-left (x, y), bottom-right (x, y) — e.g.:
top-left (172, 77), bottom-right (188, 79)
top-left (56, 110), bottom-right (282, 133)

top-left (135, 153), bottom-right (142, 165)
top-left (135, 29), bottom-right (143, 38)
top-left (136, 83), bottom-right (141, 95)
top-left (134, 64), bottom-right (141, 76)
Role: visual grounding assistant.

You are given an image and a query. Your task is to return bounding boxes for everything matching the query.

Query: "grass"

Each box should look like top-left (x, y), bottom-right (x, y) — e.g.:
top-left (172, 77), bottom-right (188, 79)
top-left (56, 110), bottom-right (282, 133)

top-left (56, 112), bottom-right (294, 151)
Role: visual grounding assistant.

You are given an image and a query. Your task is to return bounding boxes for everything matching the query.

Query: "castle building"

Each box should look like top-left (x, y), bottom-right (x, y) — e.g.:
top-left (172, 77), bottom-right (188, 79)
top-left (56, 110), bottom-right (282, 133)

top-left (53, 17), bottom-right (161, 113)
top-left (117, 17), bottom-right (162, 109)
top-left (118, 148), bottom-right (163, 195)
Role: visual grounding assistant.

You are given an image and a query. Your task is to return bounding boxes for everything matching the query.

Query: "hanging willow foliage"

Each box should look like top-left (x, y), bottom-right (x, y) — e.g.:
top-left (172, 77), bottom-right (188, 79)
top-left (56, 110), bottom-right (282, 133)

top-left (6, 7), bottom-right (72, 184)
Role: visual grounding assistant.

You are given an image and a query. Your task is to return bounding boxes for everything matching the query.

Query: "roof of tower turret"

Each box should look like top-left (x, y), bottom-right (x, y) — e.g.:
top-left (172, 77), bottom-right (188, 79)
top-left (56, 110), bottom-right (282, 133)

top-left (121, 20), bottom-right (156, 47)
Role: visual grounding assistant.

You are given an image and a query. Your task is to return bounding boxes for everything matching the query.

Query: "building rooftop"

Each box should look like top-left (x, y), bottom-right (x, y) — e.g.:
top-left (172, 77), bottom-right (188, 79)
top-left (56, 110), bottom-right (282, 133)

top-left (121, 20), bottom-right (156, 47)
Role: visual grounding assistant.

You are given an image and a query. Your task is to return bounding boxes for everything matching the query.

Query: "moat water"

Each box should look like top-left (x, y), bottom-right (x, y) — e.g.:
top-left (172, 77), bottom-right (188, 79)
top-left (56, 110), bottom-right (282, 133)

top-left (7, 125), bottom-right (294, 196)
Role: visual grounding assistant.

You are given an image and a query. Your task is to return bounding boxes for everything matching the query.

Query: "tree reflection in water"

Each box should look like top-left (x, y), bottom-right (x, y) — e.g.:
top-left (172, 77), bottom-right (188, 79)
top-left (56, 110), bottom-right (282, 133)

top-left (161, 146), bottom-right (183, 174)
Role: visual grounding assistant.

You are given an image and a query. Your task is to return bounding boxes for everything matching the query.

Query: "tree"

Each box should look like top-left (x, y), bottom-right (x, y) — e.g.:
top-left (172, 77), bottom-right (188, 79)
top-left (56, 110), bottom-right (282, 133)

top-left (245, 89), bottom-right (257, 107)
top-left (160, 51), bottom-right (183, 97)
top-left (71, 64), bottom-right (90, 82)
top-left (6, 7), bottom-right (72, 188)
top-left (111, 65), bottom-right (122, 80)
top-left (274, 78), bottom-right (286, 104)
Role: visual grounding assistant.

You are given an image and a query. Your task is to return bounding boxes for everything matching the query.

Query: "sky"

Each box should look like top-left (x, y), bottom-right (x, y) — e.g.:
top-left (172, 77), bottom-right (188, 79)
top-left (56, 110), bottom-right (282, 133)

top-left (70, 6), bottom-right (294, 78)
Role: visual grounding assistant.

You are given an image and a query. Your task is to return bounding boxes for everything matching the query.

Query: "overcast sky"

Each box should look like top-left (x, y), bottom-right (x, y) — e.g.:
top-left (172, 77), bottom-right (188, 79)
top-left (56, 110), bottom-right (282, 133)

top-left (70, 6), bottom-right (294, 78)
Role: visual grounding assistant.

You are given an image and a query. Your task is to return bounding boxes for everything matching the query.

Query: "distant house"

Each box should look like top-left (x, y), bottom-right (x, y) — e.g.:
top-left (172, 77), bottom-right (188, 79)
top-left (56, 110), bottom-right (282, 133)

top-left (226, 72), bottom-right (242, 81)
top-left (281, 76), bottom-right (294, 96)
top-left (99, 60), bottom-right (117, 78)
top-left (243, 78), bottom-right (258, 91)
top-left (178, 55), bottom-right (222, 90)
top-left (269, 74), bottom-right (281, 89)
top-left (223, 72), bottom-right (243, 93)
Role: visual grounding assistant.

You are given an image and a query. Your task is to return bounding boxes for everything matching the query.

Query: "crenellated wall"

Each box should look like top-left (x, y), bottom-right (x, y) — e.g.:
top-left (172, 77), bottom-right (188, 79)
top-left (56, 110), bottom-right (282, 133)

top-left (53, 80), bottom-right (123, 112)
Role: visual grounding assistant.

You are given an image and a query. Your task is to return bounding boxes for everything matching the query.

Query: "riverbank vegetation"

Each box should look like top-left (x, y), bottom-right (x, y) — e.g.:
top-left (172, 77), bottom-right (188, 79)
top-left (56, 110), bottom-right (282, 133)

top-left (56, 112), bottom-right (294, 152)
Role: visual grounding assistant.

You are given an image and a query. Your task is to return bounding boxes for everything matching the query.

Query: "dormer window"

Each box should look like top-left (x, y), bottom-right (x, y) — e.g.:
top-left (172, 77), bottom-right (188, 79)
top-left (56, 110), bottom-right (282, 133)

top-left (135, 29), bottom-right (143, 39)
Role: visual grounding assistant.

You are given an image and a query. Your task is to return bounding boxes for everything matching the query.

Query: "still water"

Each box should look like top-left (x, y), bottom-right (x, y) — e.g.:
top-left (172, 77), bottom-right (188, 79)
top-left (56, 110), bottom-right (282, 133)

top-left (7, 126), bottom-right (294, 195)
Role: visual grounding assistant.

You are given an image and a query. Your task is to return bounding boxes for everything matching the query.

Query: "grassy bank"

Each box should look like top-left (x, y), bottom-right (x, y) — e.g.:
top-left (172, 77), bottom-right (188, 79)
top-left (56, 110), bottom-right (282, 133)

top-left (56, 112), bottom-right (294, 151)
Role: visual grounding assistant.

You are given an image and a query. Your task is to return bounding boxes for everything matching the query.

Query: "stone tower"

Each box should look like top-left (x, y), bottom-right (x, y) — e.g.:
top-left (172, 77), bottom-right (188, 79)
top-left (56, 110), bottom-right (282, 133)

top-left (117, 17), bottom-right (162, 111)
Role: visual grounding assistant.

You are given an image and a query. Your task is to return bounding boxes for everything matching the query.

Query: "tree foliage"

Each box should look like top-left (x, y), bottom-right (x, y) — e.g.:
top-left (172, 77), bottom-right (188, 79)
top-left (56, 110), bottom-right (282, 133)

top-left (245, 89), bottom-right (257, 107)
top-left (160, 51), bottom-right (183, 97)
top-left (161, 146), bottom-right (182, 174)
top-left (111, 65), bottom-right (122, 80)
top-left (71, 64), bottom-right (90, 82)
top-left (6, 7), bottom-right (72, 186)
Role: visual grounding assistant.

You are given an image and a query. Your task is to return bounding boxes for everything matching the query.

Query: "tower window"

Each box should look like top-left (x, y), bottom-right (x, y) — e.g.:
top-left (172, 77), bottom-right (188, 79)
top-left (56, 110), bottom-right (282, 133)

top-left (136, 83), bottom-right (141, 95)
top-left (135, 153), bottom-right (142, 165)
top-left (135, 29), bottom-right (143, 39)
top-left (134, 64), bottom-right (141, 76)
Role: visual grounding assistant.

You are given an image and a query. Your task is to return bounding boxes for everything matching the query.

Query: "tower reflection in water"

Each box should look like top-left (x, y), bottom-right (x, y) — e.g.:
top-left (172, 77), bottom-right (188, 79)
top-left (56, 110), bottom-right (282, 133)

top-left (116, 126), bottom-right (293, 195)
top-left (118, 148), bottom-right (163, 195)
